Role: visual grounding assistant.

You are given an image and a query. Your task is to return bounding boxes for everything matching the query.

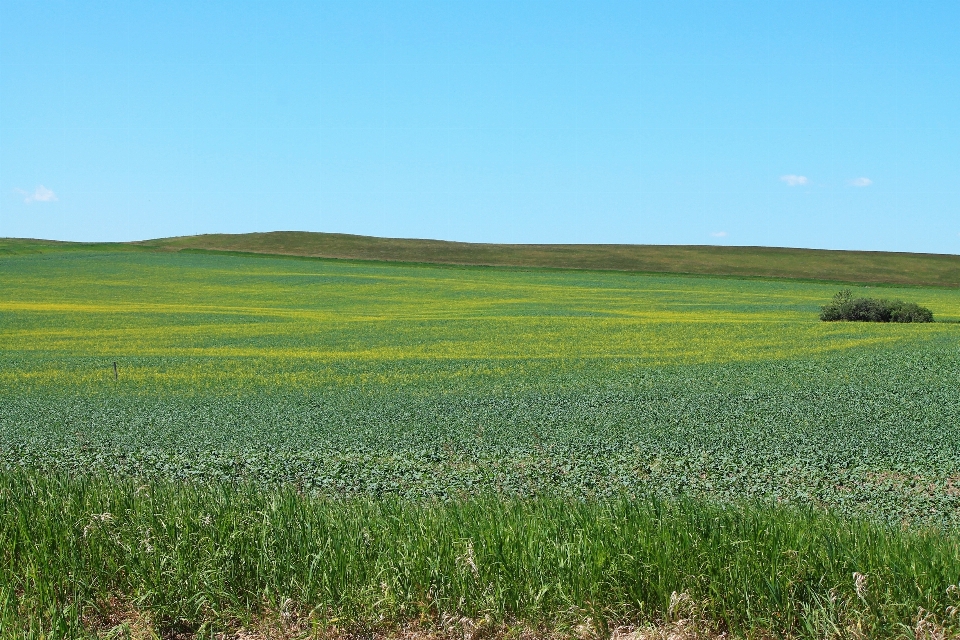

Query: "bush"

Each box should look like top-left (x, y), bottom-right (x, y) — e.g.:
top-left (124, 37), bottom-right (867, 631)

top-left (820, 290), bottom-right (933, 323)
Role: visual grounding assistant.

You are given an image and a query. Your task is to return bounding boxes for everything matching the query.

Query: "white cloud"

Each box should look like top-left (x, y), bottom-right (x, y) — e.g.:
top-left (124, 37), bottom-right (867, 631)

top-left (710, 231), bottom-right (728, 238)
top-left (780, 175), bottom-right (809, 186)
top-left (15, 185), bottom-right (58, 204)
top-left (849, 177), bottom-right (873, 187)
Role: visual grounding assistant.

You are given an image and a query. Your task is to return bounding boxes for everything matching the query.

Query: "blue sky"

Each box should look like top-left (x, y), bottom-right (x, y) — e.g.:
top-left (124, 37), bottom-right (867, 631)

top-left (1, 1), bottom-right (958, 252)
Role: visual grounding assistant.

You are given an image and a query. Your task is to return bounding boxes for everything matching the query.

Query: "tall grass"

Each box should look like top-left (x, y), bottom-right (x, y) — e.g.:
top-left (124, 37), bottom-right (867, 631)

top-left (3, 472), bottom-right (960, 638)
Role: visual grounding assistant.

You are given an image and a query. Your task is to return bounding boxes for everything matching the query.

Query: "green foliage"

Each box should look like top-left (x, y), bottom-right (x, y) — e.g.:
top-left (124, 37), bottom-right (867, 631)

top-left (1, 250), bottom-right (958, 526)
top-left (3, 248), bottom-right (960, 635)
top-left (6, 346), bottom-right (960, 527)
top-left (820, 289), bottom-right (934, 322)
top-left (5, 472), bottom-right (960, 638)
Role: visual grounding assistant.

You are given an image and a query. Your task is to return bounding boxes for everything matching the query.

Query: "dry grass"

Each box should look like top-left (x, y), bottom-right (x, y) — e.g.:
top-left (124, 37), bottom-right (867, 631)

top-left (68, 591), bottom-right (960, 640)
top-left (88, 621), bottom-right (726, 640)
top-left (84, 597), bottom-right (159, 640)
top-left (85, 594), bottom-right (729, 640)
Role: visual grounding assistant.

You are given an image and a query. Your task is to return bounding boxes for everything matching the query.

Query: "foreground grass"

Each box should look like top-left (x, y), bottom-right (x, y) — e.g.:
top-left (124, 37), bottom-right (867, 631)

top-left (4, 473), bottom-right (960, 639)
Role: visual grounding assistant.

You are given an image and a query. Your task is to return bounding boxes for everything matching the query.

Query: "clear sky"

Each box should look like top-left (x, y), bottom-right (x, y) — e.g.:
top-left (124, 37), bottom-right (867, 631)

top-left (1, 1), bottom-right (958, 253)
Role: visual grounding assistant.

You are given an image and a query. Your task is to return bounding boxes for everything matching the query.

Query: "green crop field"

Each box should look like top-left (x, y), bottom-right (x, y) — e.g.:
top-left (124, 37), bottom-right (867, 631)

top-left (4, 243), bottom-right (960, 638)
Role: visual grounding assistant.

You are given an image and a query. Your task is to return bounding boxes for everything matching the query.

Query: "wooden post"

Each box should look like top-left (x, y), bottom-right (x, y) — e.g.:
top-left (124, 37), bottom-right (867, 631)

top-left (113, 361), bottom-right (118, 381)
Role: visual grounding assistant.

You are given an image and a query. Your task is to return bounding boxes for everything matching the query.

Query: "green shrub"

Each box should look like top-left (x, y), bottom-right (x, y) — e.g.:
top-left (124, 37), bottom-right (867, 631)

top-left (820, 290), bottom-right (933, 322)
top-left (888, 300), bottom-right (935, 322)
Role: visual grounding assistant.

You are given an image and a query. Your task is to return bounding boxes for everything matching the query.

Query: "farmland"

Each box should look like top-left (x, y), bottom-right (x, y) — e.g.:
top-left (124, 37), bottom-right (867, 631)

top-left (7, 230), bottom-right (960, 286)
top-left (4, 244), bottom-right (960, 637)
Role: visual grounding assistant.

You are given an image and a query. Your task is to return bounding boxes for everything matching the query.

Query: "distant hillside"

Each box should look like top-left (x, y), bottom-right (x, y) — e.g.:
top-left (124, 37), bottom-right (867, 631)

top-left (143, 232), bottom-right (960, 287)
top-left (3, 232), bottom-right (959, 287)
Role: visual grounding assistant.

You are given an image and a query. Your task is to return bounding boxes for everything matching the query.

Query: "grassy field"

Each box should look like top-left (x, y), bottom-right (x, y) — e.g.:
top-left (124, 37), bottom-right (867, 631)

top-left (4, 244), bottom-right (960, 637)
top-left (143, 232), bottom-right (960, 287)
top-left (5, 231), bottom-right (960, 286)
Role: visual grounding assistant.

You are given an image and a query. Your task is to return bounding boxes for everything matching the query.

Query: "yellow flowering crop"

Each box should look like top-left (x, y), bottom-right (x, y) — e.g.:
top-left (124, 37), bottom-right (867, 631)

top-left (1, 250), bottom-right (958, 390)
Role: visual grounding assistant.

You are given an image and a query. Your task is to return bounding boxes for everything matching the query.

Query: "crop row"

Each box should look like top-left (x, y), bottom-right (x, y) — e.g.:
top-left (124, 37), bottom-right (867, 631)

top-left (4, 339), bottom-right (960, 526)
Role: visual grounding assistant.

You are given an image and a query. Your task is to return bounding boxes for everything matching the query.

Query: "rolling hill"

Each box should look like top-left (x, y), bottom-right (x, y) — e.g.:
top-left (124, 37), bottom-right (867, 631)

top-left (3, 231), bottom-right (959, 287)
